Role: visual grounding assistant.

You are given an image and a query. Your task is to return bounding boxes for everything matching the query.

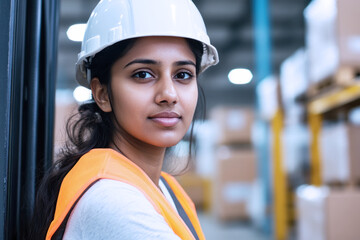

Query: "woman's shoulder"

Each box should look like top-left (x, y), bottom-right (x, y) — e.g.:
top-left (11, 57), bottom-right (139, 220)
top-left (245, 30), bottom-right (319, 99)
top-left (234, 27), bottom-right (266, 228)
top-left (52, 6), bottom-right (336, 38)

top-left (84, 178), bottom-right (148, 203)
top-left (67, 179), bottom-right (157, 220)
top-left (63, 179), bottom-right (181, 239)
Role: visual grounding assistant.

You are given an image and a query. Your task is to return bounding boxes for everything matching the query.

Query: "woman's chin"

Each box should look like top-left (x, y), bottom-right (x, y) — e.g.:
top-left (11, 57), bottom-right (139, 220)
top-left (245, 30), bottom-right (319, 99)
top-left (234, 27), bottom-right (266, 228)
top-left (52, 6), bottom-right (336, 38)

top-left (150, 137), bottom-right (184, 148)
top-left (155, 141), bottom-right (181, 148)
top-left (145, 131), bottom-right (187, 148)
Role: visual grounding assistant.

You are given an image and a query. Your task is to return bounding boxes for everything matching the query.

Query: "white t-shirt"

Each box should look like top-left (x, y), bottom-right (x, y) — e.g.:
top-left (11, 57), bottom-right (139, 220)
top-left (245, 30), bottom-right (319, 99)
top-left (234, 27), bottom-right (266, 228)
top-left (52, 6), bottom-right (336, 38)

top-left (63, 179), bottom-right (182, 240)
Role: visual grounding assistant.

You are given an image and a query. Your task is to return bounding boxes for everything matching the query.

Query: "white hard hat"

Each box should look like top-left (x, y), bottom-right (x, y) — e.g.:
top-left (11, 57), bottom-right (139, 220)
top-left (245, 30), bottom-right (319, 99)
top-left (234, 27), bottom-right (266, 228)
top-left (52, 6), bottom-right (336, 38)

top-left (75, 0), bottom-right (219, 88)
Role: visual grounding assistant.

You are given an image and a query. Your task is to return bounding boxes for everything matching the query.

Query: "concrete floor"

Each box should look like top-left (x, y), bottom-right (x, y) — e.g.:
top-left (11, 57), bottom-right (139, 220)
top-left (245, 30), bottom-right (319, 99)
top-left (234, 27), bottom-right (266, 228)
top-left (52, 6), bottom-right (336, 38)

top-left (198, 212), bottom-right (272, 240)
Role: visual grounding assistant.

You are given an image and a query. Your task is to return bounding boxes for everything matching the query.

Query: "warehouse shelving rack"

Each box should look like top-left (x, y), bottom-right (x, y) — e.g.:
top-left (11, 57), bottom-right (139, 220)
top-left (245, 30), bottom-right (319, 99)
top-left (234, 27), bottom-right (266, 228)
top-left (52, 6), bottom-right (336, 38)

top-left (307, 83), bottom-right (360, 186)
top-left (271, 108), bottom-right (288, 240)
top-left (270, 81), bottom-right (360, 240)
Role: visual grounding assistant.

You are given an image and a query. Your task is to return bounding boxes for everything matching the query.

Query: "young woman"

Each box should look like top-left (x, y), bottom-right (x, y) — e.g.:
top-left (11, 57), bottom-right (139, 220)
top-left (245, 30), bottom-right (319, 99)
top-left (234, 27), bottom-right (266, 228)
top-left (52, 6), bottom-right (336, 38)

top-left (30, 0), bottom-right (218, 239)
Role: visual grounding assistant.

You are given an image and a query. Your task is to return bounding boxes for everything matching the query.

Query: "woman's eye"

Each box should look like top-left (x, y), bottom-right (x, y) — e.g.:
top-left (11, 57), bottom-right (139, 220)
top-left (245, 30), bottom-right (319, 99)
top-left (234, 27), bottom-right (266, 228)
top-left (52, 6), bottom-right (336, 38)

top-left (175, 72), bottom-right (193, 80)
top-left (133, 71), bottom-right (152, 79)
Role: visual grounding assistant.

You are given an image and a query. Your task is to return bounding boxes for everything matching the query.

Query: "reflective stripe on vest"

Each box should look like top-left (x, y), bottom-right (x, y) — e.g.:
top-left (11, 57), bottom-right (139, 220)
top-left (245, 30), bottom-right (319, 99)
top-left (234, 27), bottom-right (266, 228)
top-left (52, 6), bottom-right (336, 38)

top-left (160, 176), bottom-right (199, 240)
top-left (45, 148), bottom-right (205, 240)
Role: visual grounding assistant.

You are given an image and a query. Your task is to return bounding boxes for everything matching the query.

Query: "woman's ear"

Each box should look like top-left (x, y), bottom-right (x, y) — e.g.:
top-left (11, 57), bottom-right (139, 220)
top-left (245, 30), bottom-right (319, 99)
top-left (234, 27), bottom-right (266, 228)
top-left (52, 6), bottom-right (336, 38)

top-left (90, 78), bottom-right (112, 112)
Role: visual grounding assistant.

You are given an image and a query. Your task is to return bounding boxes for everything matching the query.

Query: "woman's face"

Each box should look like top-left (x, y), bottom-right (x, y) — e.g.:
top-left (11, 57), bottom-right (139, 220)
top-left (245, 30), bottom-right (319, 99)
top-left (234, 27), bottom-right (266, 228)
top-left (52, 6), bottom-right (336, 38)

top-left (109, 37), bottom-right (198, 148)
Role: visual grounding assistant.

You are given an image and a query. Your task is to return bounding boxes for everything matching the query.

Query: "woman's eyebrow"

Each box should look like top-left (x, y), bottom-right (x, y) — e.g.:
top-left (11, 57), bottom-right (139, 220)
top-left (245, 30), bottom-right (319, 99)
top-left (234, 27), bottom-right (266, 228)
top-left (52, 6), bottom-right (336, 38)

top-left (175, 60), bottom-right (196, 67)
top-left (124, 59), bottom-right (158, 68)
top-left (124, 59), bottom-right (196, 68)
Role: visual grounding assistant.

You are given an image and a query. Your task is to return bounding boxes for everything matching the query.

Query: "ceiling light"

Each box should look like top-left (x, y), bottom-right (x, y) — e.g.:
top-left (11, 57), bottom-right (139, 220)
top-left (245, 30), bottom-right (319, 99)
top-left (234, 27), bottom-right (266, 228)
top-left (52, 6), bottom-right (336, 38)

top-left (228, 68), bottom-right (253, 85)
top-left (66, 24), bottom-right (87, 42)
top-left (73, 86), bottom-right (92, 102)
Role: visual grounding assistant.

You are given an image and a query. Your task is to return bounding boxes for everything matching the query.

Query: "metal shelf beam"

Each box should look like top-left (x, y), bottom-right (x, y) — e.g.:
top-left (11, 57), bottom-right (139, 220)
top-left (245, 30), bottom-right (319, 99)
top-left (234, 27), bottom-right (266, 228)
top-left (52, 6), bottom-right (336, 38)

top-left (308, 84), bottom-right (360, 115)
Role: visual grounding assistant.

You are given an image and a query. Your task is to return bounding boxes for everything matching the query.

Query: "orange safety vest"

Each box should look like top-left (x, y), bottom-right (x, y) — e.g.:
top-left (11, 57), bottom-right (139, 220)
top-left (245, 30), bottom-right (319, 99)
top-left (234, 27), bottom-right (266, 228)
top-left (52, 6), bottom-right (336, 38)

top-left (46, 148), bottom-right (205, 240)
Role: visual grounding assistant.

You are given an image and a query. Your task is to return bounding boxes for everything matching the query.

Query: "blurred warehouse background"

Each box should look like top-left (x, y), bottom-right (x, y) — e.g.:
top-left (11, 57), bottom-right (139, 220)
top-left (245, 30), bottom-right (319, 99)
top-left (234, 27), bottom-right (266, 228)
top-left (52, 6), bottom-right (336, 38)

top-left (1, 0), bottom-right (360, 239)
top-left (54, 0), bottom-right (360, 240)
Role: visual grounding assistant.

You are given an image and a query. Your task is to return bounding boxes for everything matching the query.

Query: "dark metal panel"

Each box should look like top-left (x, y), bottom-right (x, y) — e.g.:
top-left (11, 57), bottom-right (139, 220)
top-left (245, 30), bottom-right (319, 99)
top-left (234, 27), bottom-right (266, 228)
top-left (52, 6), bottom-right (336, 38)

top-left (21, 1), bottom-right (43, 234)
top-left (0, 0), bottom-right (13, 239)
top-left (0, 0), bottom-right (59, 238)
top-left (6, 0), bottom-right (27, 238)
top-left (17, 0), bottom-right (59, 238)
top-left (42, 0), bottom-right (59, 172)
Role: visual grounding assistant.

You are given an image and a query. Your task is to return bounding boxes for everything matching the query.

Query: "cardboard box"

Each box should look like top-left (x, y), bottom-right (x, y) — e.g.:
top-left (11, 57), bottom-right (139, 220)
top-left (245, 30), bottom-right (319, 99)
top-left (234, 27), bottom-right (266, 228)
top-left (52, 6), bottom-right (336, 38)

top-left (296, 185), bottom-right (327, 240)
top-left (176, 173), bottom-right (211, 210)
top-left (326, 188), bottom-right (360, 240)
top-left (280, 48), bottom-right (309, 107)
top-left (257, 76), bottom-right (282, 121)
top-left (304, 0), bottom-right (360, 83)
top-left (337, 0), bottom-right (360, 68)
top-left (210, 107), bottom-right (255, 144)
top-left (347, 124), bottom-right (360, 184)
top-left (282, 123), bottom-right (309, 179)
top-left (296, 185), bottom-right (360, 240)
top-left (320, 123), bottom-right (360, 184)
top-left (214, 147), bottom-right (257, 220)
top-left (216, 147), bottom-right (257, 182)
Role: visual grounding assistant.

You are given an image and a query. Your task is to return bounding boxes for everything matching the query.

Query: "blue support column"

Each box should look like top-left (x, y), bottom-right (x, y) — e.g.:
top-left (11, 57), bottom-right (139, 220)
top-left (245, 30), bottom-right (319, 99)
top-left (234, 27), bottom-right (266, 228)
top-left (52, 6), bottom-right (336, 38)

top-left (254, 0), bottom-right (272, 79)
top-left (253, 0), bottom-right (273, 234)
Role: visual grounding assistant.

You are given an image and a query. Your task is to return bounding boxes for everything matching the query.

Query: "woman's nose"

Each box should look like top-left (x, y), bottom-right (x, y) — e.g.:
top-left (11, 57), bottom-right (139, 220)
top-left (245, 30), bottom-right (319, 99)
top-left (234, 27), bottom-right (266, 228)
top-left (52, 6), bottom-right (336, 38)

top-left (155, 77), bottom-right (178, 105)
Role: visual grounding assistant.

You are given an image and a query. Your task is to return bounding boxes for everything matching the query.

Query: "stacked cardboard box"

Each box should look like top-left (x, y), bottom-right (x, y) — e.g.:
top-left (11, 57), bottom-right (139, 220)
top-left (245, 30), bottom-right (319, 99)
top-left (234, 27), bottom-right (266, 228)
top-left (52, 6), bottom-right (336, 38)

top-left (296, 185), bottom-right (360, 240)
top-left (176, 172), bottom-right (212, 211)
top-left (305, 0), bottom-right (360, 84)
top-left (280, 48), bottom-right (308, 108)
top-left (210, 106), bottom-right (257, 221)
top-left (214, 147), bottom-right (257, 220)
top-left (320, 123), bottom-right (360, 185)
top-left (210, 107), bottom-right (254, 145)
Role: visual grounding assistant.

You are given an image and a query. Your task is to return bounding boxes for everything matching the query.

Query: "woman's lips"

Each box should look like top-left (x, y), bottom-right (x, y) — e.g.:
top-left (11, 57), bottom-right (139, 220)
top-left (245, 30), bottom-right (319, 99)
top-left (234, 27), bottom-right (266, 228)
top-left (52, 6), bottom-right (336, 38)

top-left (148, 112), bottom-right (181, 127)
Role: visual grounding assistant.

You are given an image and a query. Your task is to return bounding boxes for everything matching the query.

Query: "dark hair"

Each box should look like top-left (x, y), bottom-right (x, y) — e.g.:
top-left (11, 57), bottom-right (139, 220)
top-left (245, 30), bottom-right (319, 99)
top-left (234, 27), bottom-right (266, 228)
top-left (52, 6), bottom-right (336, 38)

top-left (28, 37), bottom-right (204, 239)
